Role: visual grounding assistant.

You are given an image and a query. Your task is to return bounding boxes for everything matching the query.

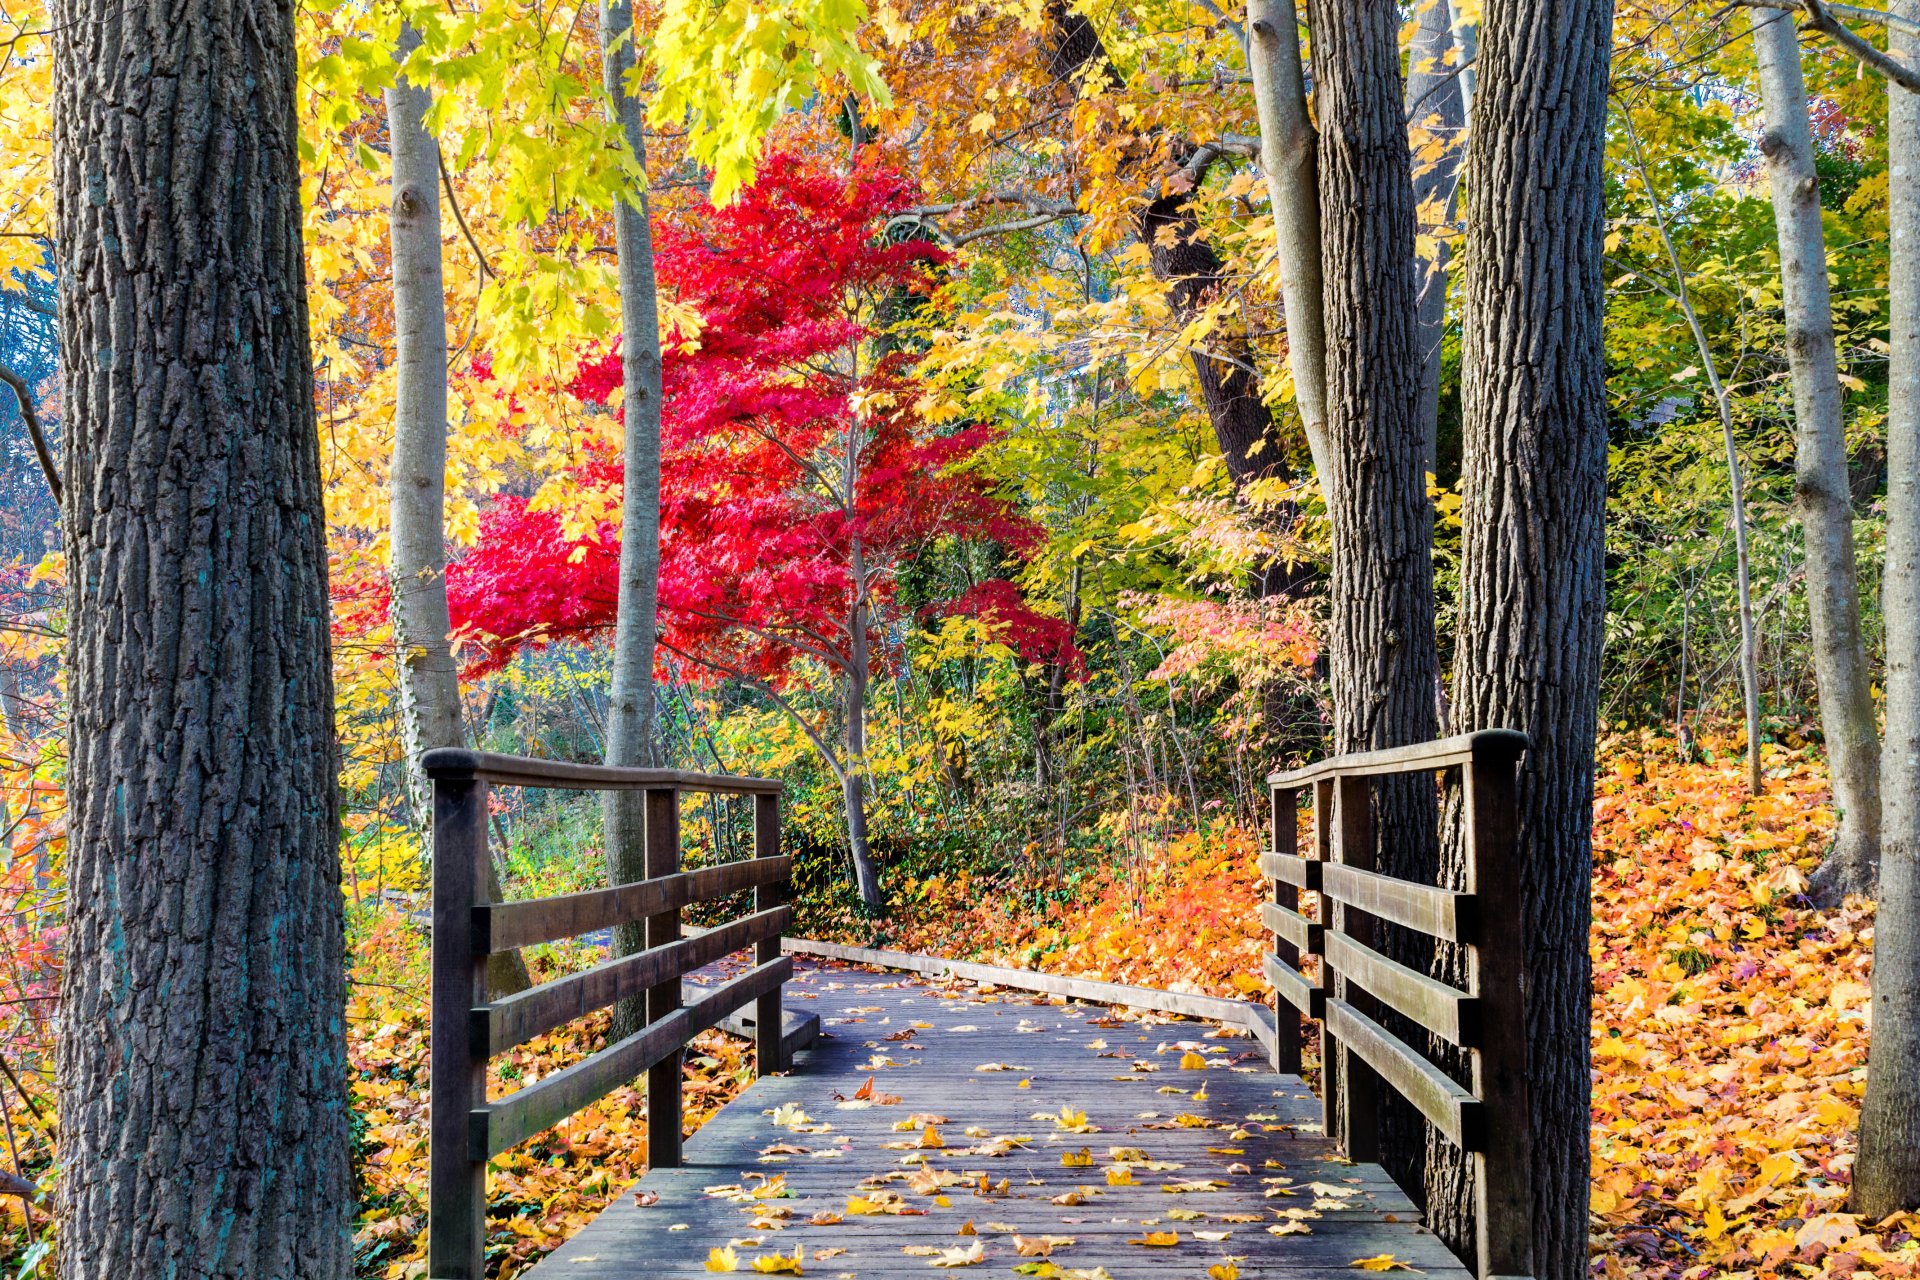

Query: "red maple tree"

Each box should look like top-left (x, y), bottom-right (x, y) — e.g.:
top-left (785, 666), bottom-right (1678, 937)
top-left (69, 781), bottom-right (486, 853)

top-left (449, 152), bottom-right (1072, 903)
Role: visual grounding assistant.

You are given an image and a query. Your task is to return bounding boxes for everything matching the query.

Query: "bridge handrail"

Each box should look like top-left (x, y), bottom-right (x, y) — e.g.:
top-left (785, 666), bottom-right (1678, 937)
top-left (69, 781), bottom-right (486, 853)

top-left (1260, 729), bottom-right (1532, 1280)
top-left (425, 752), bottom-right (788, 1279)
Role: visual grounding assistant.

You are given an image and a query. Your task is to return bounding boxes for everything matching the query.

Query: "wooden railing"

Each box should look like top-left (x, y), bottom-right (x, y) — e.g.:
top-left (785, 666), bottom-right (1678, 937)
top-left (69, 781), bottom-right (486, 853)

top-left (1260, 729), bottom-right (1532, 1280)
top-left (424, 749), bottom-right (791, 1280)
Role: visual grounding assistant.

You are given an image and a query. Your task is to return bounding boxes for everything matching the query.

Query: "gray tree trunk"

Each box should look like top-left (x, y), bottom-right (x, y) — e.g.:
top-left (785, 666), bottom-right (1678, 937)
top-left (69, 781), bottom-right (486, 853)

top-left (1424, 1), bottom-right (1612, 1274)
top-left (844, 538), bottom-right (883, 910)
top-left (599, 0), bottom-right (668, 1039)
top-left (52, 1), bottom-right (351, 1272)
top-left (1245, 0), bottom-right (1333, 490)
top-left (1405, 0), bottom-right (1466, 472)
top-left (1854, 0), bottom-right (1920, 1219)
top-left (1306, 0), bottom-right (1440, 1199)
top-left (385, 25), bottom-right (530, 998)
top-left (1750, 6), bottom-right (1884, 902)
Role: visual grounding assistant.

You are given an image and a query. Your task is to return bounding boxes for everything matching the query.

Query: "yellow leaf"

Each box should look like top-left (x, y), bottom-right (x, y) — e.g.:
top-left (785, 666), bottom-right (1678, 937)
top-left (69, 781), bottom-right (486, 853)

top-left (1130, 1232), bottom-right (1180, 1247)
top-left (1210, 1266), bottom-right (1240, 1280)
top-left (1351, 1256), bottom-right (1413, 1271)
top-left (707, 1246), bottom-right (740, 1272)
top-left (1179, 1052), bottom-right (1208, 1070)
top-left (1062, 1148), bottom-right (1094, 1168)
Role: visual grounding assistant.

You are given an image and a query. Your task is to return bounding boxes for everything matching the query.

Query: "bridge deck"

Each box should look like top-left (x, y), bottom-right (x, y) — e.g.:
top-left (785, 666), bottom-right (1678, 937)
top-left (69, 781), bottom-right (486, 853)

top-left (526, 958), bottom-right (1473, 1279)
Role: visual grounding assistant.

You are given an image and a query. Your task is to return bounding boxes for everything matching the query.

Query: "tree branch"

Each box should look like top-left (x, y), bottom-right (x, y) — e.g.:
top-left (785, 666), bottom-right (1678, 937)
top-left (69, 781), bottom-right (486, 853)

top-left (435, 143), bottom-right (495, 279)
top-left (0, 360), bottom-right (60, 505)
top-left (1735, 0), bottom-right (1920, 88)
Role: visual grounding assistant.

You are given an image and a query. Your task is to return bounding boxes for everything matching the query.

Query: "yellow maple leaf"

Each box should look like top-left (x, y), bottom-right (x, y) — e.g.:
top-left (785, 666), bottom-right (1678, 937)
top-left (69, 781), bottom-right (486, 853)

top-left (1350, 1255), bottom-right (1413, 1271)
top-left (706, 1246), bottom-right (740, 1272)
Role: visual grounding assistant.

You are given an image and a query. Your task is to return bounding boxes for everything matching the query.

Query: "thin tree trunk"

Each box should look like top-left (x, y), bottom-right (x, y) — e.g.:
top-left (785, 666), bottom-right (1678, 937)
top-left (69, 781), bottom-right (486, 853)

top-left (845, 547), bottom-right (884, 909)
top-left (1405, 0), bottom-right (1466, 473)
top-left (1425, 2), bottom-right (1612, 1274)
top-left (1245, 0), bottom-right (1333, 487)
top-left (1854, 0), bottom-right (1920, 1218)
top-left (52, 1), bottom-right (350, 1271)
top-left (386, 25), bottom-right (530, 998)
top-left (598, 0), bottom-right (667, 1039)
top-left (1750, 6), bottom-right (1884, 901)
top-left (1307, 0), bottom-right (1440, 1200)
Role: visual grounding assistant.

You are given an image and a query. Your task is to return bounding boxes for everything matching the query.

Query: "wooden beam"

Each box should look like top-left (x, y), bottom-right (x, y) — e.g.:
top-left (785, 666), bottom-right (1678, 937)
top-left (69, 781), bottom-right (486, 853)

top-left (476, 857), bottom-right (792, 953)
top-left (1324, 998), bottom-right (1481, 1151)
top-left (1320, 863), bottom-right (1475, 943)
top-left (1321, 931), bottom-right (1477, 1046)
top-left (1266, 728), bottom-right (1529, 789)
top-left (479, 906), bottom-right (790, 1054)
top-left (1257, 851), bottom-right (1324, 890)
top-left (429, 776), bottom-right (490, 1280)
top-left (422, 746), bottom-right (781, 795)
top-left (1260, 901), bottom-right (1324, 954)
top-left (1263, 951), bottom-right (1320, 1017)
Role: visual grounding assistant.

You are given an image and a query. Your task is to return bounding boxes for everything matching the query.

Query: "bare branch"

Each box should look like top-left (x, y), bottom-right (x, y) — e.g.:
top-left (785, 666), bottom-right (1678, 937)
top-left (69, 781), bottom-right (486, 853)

top-left (1734, 0), bottom-right (1920, 88)
top-left (0, 360), bottom-right (60, 505)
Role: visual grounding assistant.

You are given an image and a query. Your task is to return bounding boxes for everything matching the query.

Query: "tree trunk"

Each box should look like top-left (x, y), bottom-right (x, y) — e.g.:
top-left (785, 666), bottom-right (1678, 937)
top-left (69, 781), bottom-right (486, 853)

top-left (1404, 0), bottom-right (1466, 473)
top-left (844, 546), bottom-right (884, 909)
top-left (1307, 0), bottom-right (1440, 1201)
top-left (1244, 0), bottom-right (1332, 487)
top-left (1853, 0), bottom-right (1920, 1218)
top-left (52, 2), bottom-right (351, 1272)
top-left (386, 25), bottom-right (530, 999)
top-left (598, 0), bottom-right (667, 1039)
top-left (1750, 6), bottom-right (1883, 903)
top-left (1425, 2), bottom-right (1612, 1274)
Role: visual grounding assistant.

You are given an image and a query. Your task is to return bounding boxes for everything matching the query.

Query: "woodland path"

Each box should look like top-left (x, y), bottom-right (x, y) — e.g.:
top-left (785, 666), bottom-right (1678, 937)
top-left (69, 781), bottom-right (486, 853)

top-left (525, 957), bottom-right (1473, 1278)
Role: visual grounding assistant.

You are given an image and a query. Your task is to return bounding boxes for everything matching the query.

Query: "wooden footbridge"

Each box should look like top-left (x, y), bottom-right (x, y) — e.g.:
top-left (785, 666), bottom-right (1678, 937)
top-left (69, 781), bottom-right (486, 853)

top-left (422, 731), bottom-right (1533, 1280)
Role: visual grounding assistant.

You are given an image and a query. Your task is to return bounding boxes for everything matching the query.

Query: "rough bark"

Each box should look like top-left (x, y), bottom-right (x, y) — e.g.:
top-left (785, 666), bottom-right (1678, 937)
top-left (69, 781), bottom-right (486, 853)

top-left (1244, 0), bottom-right (1333, 488)
top-left (51, 1), bottom-right (351, 1273)
top-left (1404, 0), bottom-right (1466, 472)
top-left (1854, 0), bottom-right (1920, 1218)
top-left (1424, 1), bottom-right (1612, 1274)
top-left (386, 25), bottom-right (530, 999)
top-left (844, 536), bottom-right (884, 909)
top-left (1750, 6), bottom-right (1884, 903)
top-left (1307, 0), bottom-right (1440, 1201)
top-left (599, 0), bottom-right (667, 1038)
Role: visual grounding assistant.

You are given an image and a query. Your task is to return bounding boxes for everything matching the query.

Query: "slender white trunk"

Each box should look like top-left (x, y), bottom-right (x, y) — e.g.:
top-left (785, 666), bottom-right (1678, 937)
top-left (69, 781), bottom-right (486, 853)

top-left (1444, 0), bottom-right (1477, 119)
top-left (1855, 0), bottom-right (1920, 1218)
top-left (1245, 0), bottom-right (1334, 492)
top-left (843, 409), bottom-right (882, 907)
top-left (385, 26), bottom-right (529, 996)
top-left (597, 0), bottom-right (668, 1033)
top-left (1405, 0), bottom-right (1465, 473)
top-left (1750, 6), bottom-right (1883, 900)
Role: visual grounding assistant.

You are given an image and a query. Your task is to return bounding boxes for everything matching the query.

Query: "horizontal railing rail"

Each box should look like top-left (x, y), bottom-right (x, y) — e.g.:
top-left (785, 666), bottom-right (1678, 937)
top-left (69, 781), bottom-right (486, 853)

top-left (1260, 729), bottom-right (1532, 1280)
top-left (426, 749), bottom-right (789, 1280)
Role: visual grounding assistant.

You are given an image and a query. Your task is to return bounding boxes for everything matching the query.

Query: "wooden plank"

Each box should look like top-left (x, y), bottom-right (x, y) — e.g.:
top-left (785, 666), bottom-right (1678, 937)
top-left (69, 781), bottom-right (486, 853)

top-left (1263, 951), bottom-right (1319, 1017)
top-left (480, 906), bottom-right (791, 1054)
top-left (1325, 997), bottom-right (1480, 1151)
top-left (1269, 785), bottom-right (1303, 1074)
top-left (1320, 862), bottom-right (1476, 943)
top-left (477, 857), bottom-right (792, 952)
top-left (1257, 851), bottom-right (1323, 890)
top-left (428, 777), bottom-right (490, 1280)
top-left (1321, 931), bottom-right (1476, 1046)
top-left (421, 746), bottom-right (781, 795)
top-left (1266, 728), bottom-right (1530, 789)
top-left (780, 937), bottom-right (1260, 1025)
top-left (1260, 901), bottom-right (1323, 954)
top-left (473, 957), bottom-right (792, 1161)
top-left (1333, 774), bottom-right (1380, 1164)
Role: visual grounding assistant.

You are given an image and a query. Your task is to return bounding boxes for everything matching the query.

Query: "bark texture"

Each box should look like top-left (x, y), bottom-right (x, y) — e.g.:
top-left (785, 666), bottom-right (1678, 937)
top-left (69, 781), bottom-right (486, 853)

top-left (52, 1), bottom-right (351, 1272)
top-left (1306, 0), bottom-right (1440, 1200)
top-left (385, 26), bottom-right (530, 999)
top-left (1854, 0), bottom-right (1920, 1218)
top-left (599, 0), bottom-right (668, 1035)
top-left (1750, 7), bottom-right (1884, 903)
top-left (1425, 1), bottom-right (1612, 1273)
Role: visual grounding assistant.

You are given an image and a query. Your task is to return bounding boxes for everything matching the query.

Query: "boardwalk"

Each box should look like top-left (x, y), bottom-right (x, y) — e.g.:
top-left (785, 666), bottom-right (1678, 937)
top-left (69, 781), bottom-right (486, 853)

top-left (527, 957), bottom-right (1473, 1279)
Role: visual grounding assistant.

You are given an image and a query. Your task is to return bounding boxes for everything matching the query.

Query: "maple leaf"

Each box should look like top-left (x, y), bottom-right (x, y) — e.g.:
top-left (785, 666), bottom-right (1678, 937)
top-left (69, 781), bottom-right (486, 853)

top-left (928, 1241), bottom-right (986, 1267)
top-left (707, 1246), bottom-right (741, 1272)
top-left (1129, 1231), bottom-right (1180, 1247)
top-left (1350, 1256), bottom-right (1414, 1271)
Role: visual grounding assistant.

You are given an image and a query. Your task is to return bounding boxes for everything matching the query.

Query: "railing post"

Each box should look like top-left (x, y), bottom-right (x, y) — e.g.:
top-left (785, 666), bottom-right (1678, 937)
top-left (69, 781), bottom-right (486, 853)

top-left (754, 790), bottom-right (787, 1074)
top-left (429, 769), bottom-right (490, 1280)
top-left (1332, 773), bottom-right (1381, 1164)
top-left (645, 786), bottom-right (684, 1169)
top-left (1466, 738), bottom-right (1533, 1279)
top-left (1269, 784), bottom-right (1302, 1074)
top-left (1311, 779), bottom-right (1338, 1140)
